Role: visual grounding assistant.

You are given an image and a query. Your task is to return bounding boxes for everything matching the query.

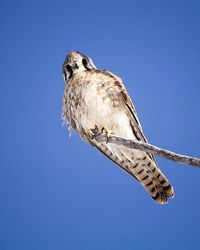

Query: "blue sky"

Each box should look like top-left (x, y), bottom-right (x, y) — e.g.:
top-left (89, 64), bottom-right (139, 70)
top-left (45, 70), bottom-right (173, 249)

top-left (1, 0), bottom-right (200, 249)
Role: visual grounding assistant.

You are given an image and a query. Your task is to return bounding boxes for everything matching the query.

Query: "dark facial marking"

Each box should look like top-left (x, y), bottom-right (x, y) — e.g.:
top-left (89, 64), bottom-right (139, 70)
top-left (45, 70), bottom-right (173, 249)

top-left (82, 58), bottom-right (94, 70)
top-left (66, 64), bottom-right (73, 79)
top-left (82, 58), bottom-right (88, 68)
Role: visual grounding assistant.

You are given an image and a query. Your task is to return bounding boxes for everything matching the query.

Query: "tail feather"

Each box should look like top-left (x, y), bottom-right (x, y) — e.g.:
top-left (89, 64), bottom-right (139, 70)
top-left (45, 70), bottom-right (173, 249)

top-left (90, 140), bottom-right (174, 204)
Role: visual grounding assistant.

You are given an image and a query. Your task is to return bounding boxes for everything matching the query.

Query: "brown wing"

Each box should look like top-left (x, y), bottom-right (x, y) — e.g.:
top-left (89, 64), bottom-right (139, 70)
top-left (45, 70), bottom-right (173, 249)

top-left (90, 70), bottom-right (174, 203)
top-left (100, 70), bottom-right (148, 142)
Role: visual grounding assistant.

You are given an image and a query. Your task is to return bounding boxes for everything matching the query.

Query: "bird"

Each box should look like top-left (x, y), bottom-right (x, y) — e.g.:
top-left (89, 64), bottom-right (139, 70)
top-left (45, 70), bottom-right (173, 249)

top-left (62, 51), bottom-right (174, 204)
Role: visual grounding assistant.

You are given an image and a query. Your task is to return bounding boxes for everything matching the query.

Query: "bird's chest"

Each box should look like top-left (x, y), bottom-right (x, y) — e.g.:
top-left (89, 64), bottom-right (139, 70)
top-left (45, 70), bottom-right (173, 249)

top-left (66, 76), bottom-right (119, 133)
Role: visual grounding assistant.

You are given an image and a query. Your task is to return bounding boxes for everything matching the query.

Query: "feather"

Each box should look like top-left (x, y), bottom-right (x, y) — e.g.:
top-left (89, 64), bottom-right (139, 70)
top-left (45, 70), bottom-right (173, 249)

top-left (62, 51), bottom-right (174, 204)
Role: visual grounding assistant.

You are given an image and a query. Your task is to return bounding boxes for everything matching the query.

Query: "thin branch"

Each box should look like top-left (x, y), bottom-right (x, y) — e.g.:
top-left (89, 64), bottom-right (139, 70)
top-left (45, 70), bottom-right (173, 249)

top-left (91, 130), bottom-right (200, 168)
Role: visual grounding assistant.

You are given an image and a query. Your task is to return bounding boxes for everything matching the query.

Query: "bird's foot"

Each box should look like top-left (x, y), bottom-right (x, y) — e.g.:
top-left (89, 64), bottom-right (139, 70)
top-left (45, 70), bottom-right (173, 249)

top-left (90, 125), bottom-right (112, 143)
top-left (101, 126), bottom-right (113, 143)
top-left (90, 124), bottom-right (101, 139)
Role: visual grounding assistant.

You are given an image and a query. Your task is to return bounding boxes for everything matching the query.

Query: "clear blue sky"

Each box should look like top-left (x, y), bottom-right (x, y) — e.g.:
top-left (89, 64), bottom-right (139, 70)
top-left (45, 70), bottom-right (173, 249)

top-left (1, 0), bottom-right (200, 249)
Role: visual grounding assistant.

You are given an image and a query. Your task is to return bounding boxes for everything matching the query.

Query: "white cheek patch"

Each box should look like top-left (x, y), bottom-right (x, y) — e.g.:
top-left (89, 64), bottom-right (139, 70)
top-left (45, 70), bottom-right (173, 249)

top-left (88, 58), bottom-right (97, 69)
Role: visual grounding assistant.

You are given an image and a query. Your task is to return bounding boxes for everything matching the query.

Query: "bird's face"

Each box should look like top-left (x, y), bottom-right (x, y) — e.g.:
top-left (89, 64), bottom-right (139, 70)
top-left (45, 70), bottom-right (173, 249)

top-left (62, 51), bottom-right (96, 82)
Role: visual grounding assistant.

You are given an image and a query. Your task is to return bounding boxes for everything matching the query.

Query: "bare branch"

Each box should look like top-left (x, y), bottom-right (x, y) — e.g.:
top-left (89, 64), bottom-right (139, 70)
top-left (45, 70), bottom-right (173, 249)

top-left (91, 131), bottom-right (200, 168)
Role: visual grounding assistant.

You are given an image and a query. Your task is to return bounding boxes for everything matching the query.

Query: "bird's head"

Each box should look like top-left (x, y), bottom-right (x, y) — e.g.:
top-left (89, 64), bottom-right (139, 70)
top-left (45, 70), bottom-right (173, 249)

top-left (62, 51), bottom-right (96, 82)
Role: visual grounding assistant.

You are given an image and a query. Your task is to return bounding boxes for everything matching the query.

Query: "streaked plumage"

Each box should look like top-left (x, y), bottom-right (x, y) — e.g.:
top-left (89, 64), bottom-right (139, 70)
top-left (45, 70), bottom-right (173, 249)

top-left (62, 51), bottom-right (174, 204)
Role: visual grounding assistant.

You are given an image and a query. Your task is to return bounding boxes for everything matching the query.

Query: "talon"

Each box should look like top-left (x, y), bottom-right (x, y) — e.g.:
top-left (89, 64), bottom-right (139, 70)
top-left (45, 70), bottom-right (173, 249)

top-left (90, 125), bottom-right (112, 143)
top-left (90, 124), bottom-right (100, 139)
top-left (102, 126), bottom-right (112, 143)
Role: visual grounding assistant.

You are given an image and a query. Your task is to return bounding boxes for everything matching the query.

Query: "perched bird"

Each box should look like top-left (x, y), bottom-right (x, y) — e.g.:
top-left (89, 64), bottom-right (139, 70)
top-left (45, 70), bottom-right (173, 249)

top-left (62, 51), bottom-right (174, 204)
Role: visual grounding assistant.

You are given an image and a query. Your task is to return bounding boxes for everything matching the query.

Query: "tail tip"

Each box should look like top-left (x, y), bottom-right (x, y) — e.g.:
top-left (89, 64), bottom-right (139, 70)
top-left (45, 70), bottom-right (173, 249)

top-left (153, 186), bottom-right (175, 205)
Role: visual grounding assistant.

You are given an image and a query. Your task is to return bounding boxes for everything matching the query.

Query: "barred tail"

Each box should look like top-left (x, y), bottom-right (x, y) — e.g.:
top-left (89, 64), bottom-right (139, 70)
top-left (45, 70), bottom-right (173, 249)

top-left (90, 140), bottom-right (174, 204)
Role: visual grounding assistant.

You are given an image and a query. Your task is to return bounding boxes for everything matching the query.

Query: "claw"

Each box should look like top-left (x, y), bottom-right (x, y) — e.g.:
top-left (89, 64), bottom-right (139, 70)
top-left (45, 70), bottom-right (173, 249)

top-left (90, 125), bottom-right (112, 143)
top-left (90, 124), bottom-right (101, 139)
top-left (101, 126), bottom-right (113, 143)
